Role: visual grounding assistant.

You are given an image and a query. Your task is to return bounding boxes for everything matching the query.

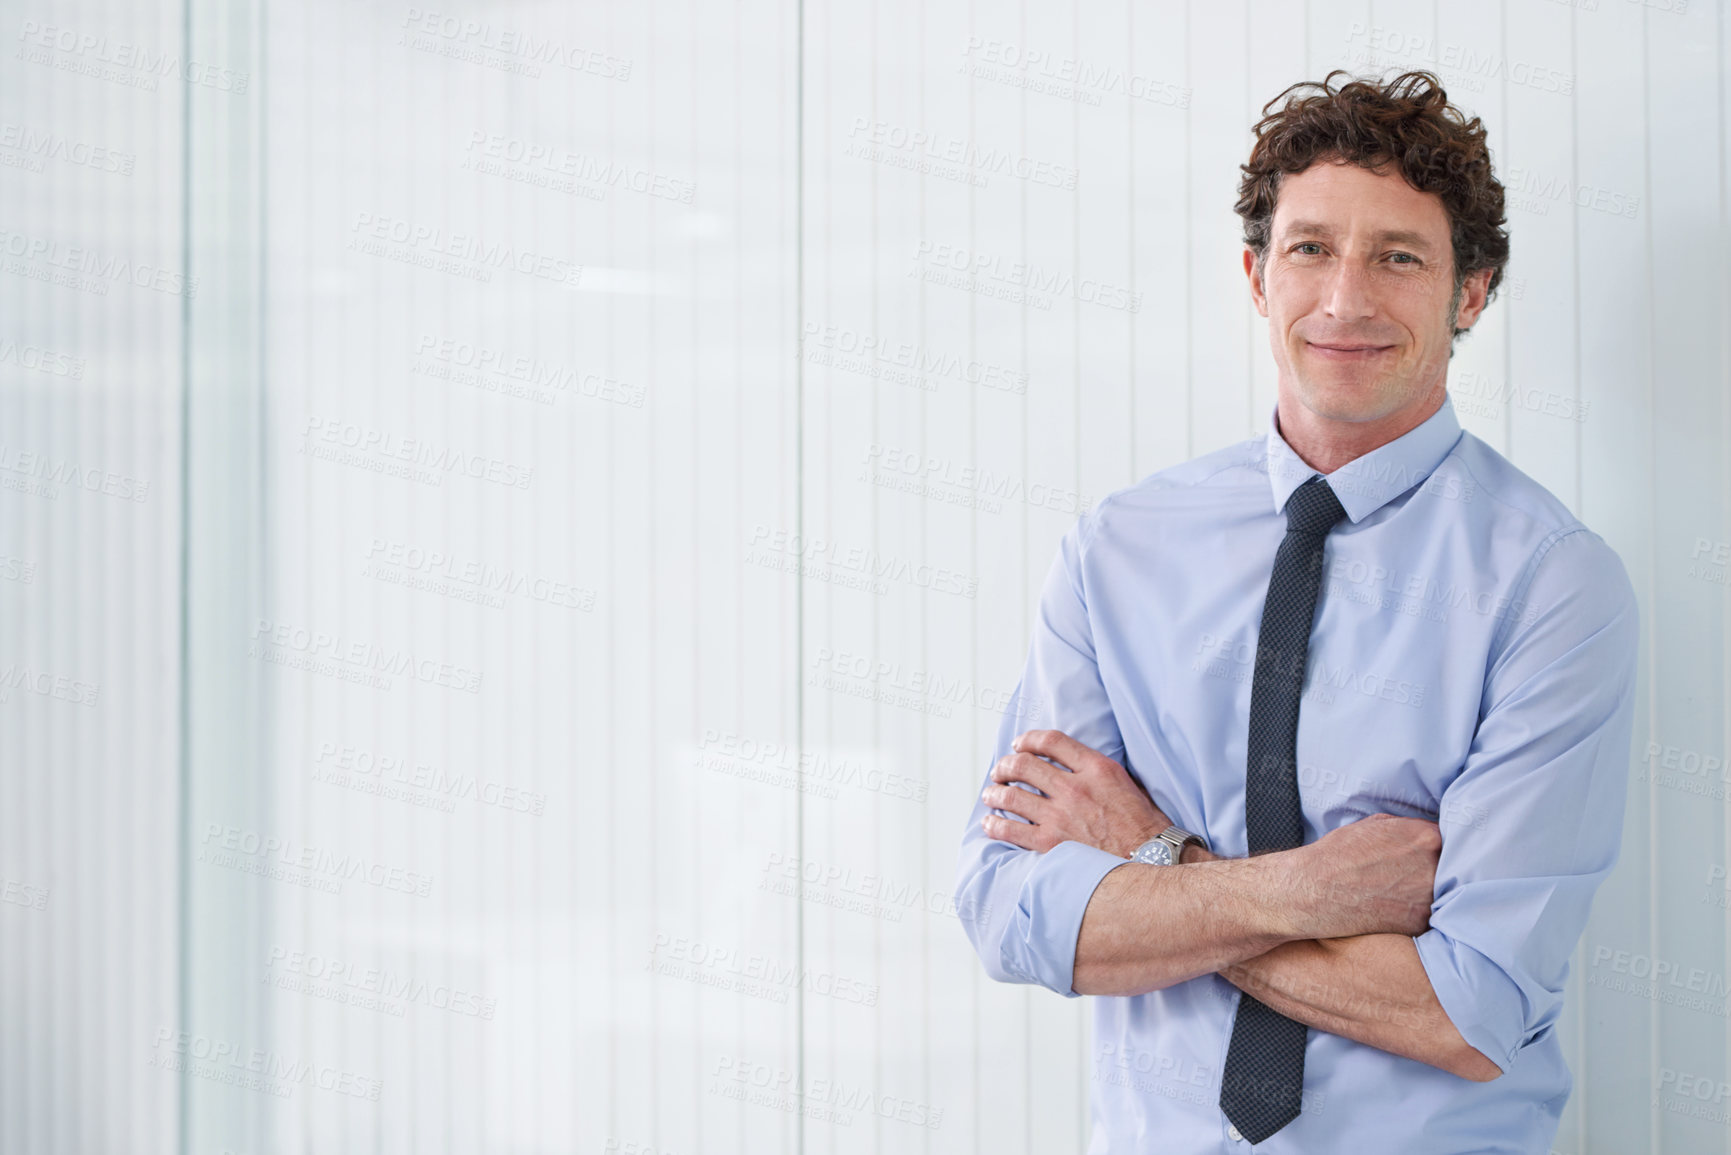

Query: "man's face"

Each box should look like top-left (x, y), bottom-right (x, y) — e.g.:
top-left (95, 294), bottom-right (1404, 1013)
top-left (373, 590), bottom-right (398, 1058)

top-left (1245, 158), bottom-right (1490, 428)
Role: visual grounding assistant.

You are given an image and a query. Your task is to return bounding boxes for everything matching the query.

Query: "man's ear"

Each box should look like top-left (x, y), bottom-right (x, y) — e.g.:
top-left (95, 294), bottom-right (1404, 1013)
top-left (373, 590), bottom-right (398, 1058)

top-left (1451, 266), bottom-right (1495, 332)
top-left (1244, 248), bottom-right (1269, 317)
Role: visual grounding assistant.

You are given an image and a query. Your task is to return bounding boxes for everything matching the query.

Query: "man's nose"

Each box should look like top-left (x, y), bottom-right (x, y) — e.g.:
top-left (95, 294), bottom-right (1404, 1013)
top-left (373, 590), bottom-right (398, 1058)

top-left (1322, 260), bottom-right (1378, 321)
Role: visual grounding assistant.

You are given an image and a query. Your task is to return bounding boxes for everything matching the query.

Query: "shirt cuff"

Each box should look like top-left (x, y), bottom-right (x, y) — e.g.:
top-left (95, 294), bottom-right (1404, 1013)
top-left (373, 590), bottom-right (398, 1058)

top-left (1413, 927), bottom-right (1526, 1075)
top-left (999, 840), bottom-right (1129, 997)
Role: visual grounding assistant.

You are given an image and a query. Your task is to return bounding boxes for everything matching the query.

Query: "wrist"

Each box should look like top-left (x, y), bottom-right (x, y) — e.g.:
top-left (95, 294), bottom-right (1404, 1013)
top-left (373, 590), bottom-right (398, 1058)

top-left (1124, 819), bottom-right (1167, 859)
top-left (1262, 846), bottom-right (1323, 939)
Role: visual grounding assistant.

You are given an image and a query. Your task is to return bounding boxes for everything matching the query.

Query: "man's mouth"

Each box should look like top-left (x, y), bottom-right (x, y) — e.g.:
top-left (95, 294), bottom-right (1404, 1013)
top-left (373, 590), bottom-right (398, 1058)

top-left (1307, 341), bottom-right (1392, 360)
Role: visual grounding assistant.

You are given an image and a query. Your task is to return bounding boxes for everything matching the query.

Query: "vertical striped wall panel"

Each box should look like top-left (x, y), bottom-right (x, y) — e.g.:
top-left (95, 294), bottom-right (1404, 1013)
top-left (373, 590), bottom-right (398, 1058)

top-left (0, 0), bottom-right (185, 1152)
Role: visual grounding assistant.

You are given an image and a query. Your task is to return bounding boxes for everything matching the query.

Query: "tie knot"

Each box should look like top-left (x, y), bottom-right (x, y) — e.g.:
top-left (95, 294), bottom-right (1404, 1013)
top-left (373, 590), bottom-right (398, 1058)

top-left (1284, 476), bottom-right (1346, 537)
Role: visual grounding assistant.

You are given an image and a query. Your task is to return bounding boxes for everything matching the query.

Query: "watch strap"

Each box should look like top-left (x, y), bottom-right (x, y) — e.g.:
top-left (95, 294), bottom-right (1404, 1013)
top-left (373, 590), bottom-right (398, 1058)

top-left (1157, 823), bottom-right (1203, 857)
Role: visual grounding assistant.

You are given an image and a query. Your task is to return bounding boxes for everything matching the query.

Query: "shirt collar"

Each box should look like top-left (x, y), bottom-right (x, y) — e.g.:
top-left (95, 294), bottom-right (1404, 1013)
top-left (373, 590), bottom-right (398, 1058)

top-left (1263, 392), bottom-right (1464, 524)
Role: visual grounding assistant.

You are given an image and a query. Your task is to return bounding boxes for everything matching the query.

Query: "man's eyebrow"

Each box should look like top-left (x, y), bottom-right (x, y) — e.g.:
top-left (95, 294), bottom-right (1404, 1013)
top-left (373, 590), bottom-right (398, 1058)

top-left (1276, 219), bottom-right (1438, 250)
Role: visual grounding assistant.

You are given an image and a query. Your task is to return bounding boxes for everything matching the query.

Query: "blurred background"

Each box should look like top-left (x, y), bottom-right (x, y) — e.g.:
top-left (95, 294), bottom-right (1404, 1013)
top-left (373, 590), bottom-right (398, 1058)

top-left (0, 0), bottom-right (1726, 1152)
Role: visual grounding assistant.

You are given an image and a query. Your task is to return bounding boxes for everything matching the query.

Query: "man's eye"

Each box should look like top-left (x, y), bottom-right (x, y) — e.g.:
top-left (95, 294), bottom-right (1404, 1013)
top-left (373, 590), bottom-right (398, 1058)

top-left (1293, 243), bottom-right (1322, 255)
top-left (1388, 252), bottom-right (1417, 264)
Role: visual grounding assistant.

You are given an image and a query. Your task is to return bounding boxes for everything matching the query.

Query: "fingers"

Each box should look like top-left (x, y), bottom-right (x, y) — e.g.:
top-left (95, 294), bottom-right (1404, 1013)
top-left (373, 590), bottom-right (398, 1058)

top-left (981, 811), bottom-right (1051, 852)
top-left (1335, 813), bottom-right (1443, 852)
top-left (982, 782), bottom-right (1047, 824)
top-left (1012, 728), bottom-right (1106, 775)
top-left (990, 750), bottom-right (1062, 795)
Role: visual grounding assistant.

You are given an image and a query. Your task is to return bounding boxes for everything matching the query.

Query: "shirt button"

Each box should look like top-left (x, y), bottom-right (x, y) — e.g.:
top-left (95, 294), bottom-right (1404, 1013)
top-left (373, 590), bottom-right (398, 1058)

top-left (1228, 1124), bottom-right (1244, 1142)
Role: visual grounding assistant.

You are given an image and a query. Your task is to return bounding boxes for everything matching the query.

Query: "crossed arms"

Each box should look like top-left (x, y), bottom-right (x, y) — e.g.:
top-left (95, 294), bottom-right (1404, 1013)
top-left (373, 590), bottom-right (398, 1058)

top-left (980, 729), bottom-right (1500, 1081)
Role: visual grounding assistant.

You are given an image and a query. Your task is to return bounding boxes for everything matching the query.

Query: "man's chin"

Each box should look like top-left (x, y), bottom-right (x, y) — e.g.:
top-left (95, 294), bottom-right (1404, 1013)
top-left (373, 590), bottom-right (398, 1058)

top-left (1289, 381), bottom-right (1401, 425)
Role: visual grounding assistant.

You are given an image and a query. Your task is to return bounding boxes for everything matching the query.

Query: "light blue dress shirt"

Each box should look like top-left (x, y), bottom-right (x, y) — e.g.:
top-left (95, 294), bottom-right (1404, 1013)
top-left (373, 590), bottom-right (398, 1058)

top-left (955, 393), bottom-right (1640, 1154)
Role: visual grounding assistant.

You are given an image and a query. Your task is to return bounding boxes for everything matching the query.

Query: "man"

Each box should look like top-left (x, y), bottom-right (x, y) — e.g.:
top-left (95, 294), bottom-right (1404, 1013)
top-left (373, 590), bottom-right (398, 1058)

top-left (954, 70), bottom-right (1639, 1153)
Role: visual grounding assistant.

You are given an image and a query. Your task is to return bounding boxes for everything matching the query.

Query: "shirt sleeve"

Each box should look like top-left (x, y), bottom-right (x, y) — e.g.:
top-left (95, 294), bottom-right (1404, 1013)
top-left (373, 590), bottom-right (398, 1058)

top-left (1413, 527), bottom-right (1641, 1074)
top-left (953, 507), bottom-right (1134, 997)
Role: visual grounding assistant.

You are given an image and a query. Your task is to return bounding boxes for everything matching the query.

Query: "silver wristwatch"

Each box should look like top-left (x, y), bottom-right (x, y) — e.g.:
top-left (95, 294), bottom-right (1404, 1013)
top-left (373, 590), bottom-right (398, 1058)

top-left (1129, 823), bottom-right (1205, 866)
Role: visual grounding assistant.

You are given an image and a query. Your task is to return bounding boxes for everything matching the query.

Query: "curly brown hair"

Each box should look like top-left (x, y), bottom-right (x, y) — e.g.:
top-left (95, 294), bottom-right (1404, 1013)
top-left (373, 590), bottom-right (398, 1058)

top-left (1235, 69), bottom-right (1510, 348)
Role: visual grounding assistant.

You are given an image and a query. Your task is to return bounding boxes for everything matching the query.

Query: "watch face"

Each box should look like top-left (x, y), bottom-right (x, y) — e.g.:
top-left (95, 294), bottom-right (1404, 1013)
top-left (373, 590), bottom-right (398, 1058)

top-left (1135, 840), bottom-right (1175, 866)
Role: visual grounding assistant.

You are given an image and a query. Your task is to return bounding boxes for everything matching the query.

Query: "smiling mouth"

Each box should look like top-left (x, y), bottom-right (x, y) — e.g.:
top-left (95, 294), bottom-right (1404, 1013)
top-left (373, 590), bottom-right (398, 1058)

top-left (1307, 342), bottom-right (1392, 358)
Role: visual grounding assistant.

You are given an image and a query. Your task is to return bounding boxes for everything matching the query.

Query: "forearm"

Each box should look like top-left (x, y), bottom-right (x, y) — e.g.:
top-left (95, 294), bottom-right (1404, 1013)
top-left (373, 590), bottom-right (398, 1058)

top-left (1072, 847), bottom-right (1307, 996)
top-left (1220, 934), bottom-right (1502, 1081)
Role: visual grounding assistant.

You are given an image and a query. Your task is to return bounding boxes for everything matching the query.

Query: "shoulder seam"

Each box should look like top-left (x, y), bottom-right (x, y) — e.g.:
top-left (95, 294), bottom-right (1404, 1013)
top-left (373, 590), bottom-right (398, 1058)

top-left (1449, 437), bottom-right (1585, 538)
top-left (1087, 439), bottom-right (1265, 543)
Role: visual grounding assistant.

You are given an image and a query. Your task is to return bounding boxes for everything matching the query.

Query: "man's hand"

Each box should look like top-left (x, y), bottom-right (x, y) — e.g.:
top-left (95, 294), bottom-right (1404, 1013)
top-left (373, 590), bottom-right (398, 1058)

top-left (979, 729), bottom-right (1171, 858)
top-left (1291, 814), bottom-right (1442, 938)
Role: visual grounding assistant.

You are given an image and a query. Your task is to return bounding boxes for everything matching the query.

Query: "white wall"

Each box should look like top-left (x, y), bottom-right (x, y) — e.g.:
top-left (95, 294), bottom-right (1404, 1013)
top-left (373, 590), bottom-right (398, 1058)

top-left (1, 1), bottom-right (1727, 1152)
top-left (0, 0), bottom-right (186, 1150)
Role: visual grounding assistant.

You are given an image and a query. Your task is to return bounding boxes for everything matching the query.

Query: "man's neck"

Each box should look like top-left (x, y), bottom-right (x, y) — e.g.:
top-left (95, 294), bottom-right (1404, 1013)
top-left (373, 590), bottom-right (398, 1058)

top-left (1275, 385), bottom-right (1446, 475)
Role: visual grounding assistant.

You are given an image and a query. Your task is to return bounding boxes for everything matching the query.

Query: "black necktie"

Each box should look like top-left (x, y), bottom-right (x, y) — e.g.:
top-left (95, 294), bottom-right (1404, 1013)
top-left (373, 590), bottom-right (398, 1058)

top-left (1219, 475), bottom-right (1347, 1144)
